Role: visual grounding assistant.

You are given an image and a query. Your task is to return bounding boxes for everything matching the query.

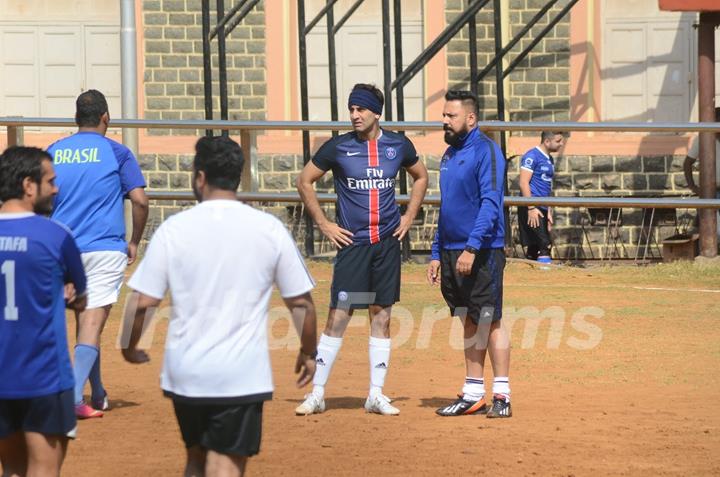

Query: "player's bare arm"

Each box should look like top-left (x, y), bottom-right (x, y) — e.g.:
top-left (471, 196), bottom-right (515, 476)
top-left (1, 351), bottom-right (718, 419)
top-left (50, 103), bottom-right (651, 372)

top-left (394, 160), bottom-right (429, 240)
top-left (283, 292), bottom-right (318, 388)
top-left (120, 291), bottom-right (160, 364)
top-left (519, 168), bottom-right (541, 228)
top-left (127, 187), bottom-right (149, 265)
top-left (296, 161), bottom-right (354, 247)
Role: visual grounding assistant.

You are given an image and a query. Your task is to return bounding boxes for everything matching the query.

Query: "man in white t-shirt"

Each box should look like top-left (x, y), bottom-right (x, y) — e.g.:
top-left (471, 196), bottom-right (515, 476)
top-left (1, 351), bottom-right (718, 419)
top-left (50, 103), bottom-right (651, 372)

top-left (120, 136), bottom-right (318, 477)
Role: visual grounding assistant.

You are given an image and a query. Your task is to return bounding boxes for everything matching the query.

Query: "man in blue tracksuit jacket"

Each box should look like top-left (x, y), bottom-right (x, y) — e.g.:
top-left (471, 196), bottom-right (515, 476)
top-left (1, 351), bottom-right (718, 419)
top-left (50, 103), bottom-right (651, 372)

top-left (427, 90), bottom-right (512, 418)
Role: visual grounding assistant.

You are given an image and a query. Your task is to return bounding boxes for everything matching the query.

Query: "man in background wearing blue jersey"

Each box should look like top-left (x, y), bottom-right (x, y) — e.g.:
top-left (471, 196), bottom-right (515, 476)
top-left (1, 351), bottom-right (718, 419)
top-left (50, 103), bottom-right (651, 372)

top-left (518, 131), bottom-right (565, 264)
top-left (48, 90), bottom-right (148, 419)
top-left (0, 146), bottom-right (87, 476)
top-left (427, 90), bottom-right (512, 418)
top-left (295, 83), bottom-right (428, 416)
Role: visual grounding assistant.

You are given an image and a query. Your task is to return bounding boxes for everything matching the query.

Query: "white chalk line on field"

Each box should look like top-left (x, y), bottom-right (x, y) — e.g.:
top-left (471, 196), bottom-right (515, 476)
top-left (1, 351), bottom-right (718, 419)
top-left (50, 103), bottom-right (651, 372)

top-left (630, 286), bottom-right (720, 293)
top-left (312, 279), bottom-right (720, 294)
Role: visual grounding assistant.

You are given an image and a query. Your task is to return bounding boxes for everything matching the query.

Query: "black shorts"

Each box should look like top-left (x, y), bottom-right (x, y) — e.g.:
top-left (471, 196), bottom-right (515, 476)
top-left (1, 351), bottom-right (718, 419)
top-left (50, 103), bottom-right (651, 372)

top-left (517, 206), bottom-right (552, 259)
top-left (0, 389), bottom-right (76, 439)
top-left (172, 400), bottom-right (263, 457)
top-left (440, 248), bottom-right (506, 325)
top-left (330, 234), bottom-right (401, 310)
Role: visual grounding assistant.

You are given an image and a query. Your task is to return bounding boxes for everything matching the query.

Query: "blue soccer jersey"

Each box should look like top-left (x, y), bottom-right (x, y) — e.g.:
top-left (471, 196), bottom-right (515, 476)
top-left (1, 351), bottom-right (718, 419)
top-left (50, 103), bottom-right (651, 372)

top-left (48, 132), bottom-right (146, 253)
top-left (312, 129), bottom-right (418, 245)
top-left (520, 146), bottom-right (555, 206)
top-left (0, 214), bottom-right (87, 398)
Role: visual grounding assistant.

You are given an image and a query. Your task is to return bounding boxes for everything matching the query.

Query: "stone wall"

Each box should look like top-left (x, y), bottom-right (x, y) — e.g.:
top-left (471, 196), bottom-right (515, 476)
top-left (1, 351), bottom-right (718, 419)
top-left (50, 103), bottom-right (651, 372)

top-left (445, 0), bottom-right (571, 124)
top-left (138, 148), bottom-right (697, 260)
top-left (142, 0), bottom-right (266, 135)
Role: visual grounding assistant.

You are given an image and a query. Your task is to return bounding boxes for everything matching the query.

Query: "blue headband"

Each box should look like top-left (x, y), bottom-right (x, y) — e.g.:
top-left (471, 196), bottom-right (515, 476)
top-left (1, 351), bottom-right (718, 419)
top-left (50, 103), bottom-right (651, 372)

top-left (348, 89), bottom-right (382, 115)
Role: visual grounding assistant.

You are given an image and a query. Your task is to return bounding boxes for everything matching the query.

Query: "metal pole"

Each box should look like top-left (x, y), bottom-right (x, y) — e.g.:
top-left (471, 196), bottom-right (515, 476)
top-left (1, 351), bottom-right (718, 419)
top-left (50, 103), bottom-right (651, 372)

top-left (224, 0), bottom-right (262, 38)
top-left (332, 0), bottom-right (365, 34)
top-left (393, 0), bottom-right (404, 123)
top-left (240, 130), bottom-right (257, 191)
top-left (382, 0), bottom-right (393, 121)
top-left (327, 0), bottom-right (339, 137)
top-left (298, 0), bottom-right (314, 256)
top-left (120, 0), bottom-right (138, 154)
top-left (492, 0), bottom-right (510, 249)
top-left (697, 12), bottom-right (719, 258)
top-left (468, 14), bottom-right (478, 96)
top-left (3, 117), bottom-right (720, 134)
top-left (120, 0), bottom-right (138, 243)
top-left (7, 126), bottom-right (23, 147)
top-left (217, 0), bottom-right (229, 137)
top-left (304, 0), bottom-right (339, 35)
top-left (201, 0), bottom-right (214, 137)
top-left (209, 0), bottom-right (248, 40)
top-left (392, 0), bottom-right (491, 90)
top-left (475, 0), bottom-right (559, 83)
top-left (502, 0), bottom-right (579, 79)
top-left (393, 0), bottom-right (410, 260)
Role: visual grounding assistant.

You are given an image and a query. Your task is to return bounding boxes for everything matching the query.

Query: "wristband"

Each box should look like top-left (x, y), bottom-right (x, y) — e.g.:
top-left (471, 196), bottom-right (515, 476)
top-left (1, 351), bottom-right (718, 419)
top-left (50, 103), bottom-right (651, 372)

top-left (528, 206), bottom-right (536, 210)
top-left (464, 245), bottom-right (479, 255)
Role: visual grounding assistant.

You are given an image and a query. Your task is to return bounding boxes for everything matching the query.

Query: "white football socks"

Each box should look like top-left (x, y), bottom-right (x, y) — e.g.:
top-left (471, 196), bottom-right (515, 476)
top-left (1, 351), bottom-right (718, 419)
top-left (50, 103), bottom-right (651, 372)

top-left (462, 376), bottom-right (485, 401)
top-left (311, 334), bottom-right (343, 399)
top-left (492, 376), bottom-right (510, 401)
top-left (368, 337), bottom-right (391, 397)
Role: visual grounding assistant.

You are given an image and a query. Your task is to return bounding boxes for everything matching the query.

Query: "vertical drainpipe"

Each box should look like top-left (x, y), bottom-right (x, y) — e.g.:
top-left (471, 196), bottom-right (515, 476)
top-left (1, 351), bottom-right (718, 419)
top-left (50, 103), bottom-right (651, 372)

top-left (121, 0), bottom-right (139, 242)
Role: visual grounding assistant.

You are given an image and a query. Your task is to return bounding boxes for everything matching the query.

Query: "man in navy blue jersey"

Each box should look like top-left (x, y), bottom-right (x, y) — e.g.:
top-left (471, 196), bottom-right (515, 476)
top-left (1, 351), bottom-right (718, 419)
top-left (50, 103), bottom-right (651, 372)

top-left (296, 83), bottom-right (428, 416)
top-left (0, 146), bottom-right (87, 476)
top-left (427, 90), bottom-right (512, 418)
top-left (518, 131), bottom-right (565, 264)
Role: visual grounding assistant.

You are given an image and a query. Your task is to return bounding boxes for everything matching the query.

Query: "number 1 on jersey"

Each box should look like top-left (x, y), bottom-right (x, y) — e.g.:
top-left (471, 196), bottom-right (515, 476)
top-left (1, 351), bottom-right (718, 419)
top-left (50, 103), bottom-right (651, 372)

top-left (2, 260), bottom-right (19, 321)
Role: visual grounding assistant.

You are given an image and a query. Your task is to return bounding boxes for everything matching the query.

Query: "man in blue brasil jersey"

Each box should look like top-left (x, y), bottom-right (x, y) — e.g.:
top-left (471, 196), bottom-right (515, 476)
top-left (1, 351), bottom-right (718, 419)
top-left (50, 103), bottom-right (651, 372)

top-left (518, 131), bottom-right (565, 264)
top-left (47, 90), bottom-right (149, 419)
top-left (296, 83), bottom-right (428, 416)
top-left (0, 146), bottom-right (87, 476)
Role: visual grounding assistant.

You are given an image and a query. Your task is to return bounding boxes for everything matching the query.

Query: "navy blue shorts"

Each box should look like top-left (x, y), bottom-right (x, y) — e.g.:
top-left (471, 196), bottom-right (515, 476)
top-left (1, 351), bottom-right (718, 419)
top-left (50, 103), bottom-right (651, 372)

top-left (0, 389), bottom-right (76, 439)
top-left (172, 400), bottom-right (263, 457)
top-left (440, 248), bottom-right (506, 325)
top-left (330, 234), bottom-right (401, 310)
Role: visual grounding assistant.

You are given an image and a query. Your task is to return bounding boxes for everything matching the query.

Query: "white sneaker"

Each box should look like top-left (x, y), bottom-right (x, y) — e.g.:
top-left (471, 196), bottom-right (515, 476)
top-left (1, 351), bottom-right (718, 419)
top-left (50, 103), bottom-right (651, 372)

top-left (364, 394), bottom-right (400, 415)
top-left (295, 393), bottom-right (325, 416)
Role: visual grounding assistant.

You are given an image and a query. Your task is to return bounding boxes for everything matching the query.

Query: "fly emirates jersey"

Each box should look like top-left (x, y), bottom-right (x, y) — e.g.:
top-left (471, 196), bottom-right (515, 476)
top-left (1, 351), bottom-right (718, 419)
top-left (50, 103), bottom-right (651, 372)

top-left (312, 129), bottom-right (419, 245)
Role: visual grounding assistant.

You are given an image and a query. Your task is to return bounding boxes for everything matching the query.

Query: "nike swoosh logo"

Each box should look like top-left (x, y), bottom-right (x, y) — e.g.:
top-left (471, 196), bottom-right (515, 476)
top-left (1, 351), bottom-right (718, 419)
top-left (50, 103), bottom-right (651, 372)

top-left (346, 151), bottom-right (360, 156)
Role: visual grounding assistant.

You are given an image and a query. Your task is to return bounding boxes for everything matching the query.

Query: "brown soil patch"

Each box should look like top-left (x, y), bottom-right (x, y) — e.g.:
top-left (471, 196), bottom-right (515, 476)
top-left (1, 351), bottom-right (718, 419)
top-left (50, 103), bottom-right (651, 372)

top-left (59, 261), bottom-right (720, 476)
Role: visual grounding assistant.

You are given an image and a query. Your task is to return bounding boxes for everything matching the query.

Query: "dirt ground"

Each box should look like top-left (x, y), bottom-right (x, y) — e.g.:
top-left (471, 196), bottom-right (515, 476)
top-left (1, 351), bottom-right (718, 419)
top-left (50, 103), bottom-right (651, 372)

top-left (58, 260), bottom-right (720, 476)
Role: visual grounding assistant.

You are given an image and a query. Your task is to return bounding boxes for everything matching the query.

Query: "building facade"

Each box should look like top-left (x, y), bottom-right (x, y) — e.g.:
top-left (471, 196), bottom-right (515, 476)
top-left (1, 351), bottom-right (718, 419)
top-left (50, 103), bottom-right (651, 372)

top-left (1, 0), bottom-right (718, 259)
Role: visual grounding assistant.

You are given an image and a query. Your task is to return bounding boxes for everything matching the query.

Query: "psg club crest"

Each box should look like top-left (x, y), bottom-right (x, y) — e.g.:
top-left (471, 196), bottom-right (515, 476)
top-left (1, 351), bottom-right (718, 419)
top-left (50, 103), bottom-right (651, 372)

top-left (385, 147), bottom-right (397, 160)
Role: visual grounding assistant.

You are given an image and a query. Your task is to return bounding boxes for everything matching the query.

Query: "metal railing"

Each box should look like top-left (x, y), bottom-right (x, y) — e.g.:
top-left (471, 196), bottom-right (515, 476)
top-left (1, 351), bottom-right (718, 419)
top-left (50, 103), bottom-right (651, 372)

top-left (143, 191), bottom-right (720, 210)
top-left (4, 117), bottom-right (720, 210)
top-left (4, 117), bottom-right (720, 132)
top-left (3, 117), bottom-right (720, 256)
